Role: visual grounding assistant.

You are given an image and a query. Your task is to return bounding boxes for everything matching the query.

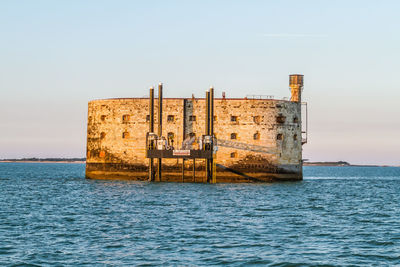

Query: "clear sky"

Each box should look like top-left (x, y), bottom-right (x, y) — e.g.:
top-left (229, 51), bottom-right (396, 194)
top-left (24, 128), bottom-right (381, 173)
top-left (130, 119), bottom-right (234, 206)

top-left (0, 0), bottom-right (399, 165)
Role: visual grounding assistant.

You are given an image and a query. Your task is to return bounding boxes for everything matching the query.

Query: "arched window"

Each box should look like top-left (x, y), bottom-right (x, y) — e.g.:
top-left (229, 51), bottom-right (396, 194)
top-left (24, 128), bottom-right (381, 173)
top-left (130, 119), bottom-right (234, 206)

top-left (167, 132), bottom-right (175, 146)
top-left (122, 132), bottom-right (130, 139)
top-left (277, 133), bottom-right (283, 140)
top-left (253, 116), bottom-right (261, 124)
top-left (253, 132), bottom-right (260, 140)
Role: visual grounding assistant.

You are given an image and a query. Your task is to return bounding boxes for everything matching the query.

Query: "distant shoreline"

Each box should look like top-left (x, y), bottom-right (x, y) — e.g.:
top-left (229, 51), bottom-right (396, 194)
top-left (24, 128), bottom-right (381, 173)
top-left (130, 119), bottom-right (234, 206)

top-left (0, 160), bottom-right (85, 163)
top-left (303, 161), bottom-right (396, 167)
top-left (0, 158), bottom-right (86, 164)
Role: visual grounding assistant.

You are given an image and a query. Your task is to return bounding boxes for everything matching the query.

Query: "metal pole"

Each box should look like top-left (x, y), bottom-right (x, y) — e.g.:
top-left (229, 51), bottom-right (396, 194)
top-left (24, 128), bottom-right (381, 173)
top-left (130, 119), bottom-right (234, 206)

top-left (209, 87), bottom-right (214, 137)
top-left (209, 87), bottom-right (214, 183)
top-left (158, 83), bottom-right (163, 182)
top-left (205, 90), bottom-right (210, 182)
top-left (149, 87), bottom-right (155, 181)
top-left (182, 159), bottom-right (185, 182)
top-left (193, 159), bottom-right (195, 183)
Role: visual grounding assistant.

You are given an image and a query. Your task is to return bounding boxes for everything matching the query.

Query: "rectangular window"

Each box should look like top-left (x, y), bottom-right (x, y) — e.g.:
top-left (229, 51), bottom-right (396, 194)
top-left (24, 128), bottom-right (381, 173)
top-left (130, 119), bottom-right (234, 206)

top-left (230, 133), bottom-right (237, 140)
top-left (253, 116), bottom-right (261, 124)
top-left (146, 115), bottom-right (150, 122)
top-left (167, 115), bottom-right (175, 122)
top-left (122, 115), bottom-right (130, 122)
top-left (189, 115), bottom-right (196, 121)
top-left (231, 116), bottom-right (237, 122)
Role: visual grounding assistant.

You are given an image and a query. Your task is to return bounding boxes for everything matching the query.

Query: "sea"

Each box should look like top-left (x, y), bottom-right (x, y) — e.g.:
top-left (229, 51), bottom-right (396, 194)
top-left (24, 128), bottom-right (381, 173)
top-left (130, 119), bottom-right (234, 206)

top-left (0, 163), bottom-right (399, 266)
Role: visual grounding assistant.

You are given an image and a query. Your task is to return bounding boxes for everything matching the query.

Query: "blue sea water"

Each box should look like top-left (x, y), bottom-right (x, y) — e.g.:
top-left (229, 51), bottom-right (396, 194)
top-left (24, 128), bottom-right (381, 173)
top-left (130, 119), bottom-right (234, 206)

top-left (0, 163), bottom-right (400, 266)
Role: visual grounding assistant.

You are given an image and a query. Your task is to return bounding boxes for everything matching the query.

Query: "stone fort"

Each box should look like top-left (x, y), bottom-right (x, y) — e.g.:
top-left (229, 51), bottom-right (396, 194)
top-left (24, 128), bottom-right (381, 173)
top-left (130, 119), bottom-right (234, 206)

top-left (85, 74), bottom-right (307, 182)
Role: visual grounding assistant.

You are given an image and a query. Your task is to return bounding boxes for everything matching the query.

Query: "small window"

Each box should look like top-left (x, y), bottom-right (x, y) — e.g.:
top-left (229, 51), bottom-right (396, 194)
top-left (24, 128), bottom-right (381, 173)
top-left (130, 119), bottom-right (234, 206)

top-left (122, 132), bottom-right (130, 139)
top-left (189, 132), bottom-right (196, 137)
top-left (100, 132), bottom-right (106, 139)
top-left (231, 116), bottom-right (237, 122)
top-left (230, 152), bottom-right (237, 158)
top-left (99, 151), bottom-right (106, 158)
top-left (276, 114), bottom-right (286, 124)
top-left (253, 132), bottom-right (260, 140)
top-left (122, 115), bottom-right (130, 122)
top-left (100, 115), bottom-right (106, 121)
top-left (293, 134), bottom-right (298, 141)
top-left (189, 115), bottom-right (196, 121)
top-left (167, 132), bottom-right (175, 145)
top-left (214, 116), bottom-right (217, 121)
top-left (167, 115), bottom-right (175, 122)
top-left (230, 133), bottom-right (237, 140)
top-left (146, 115), bottom-right (150, 122)
top-left (253, 116), bottom-right (261, 124)
top-left (277, 133), bottom-right (283, 140)
top-left (293, 117), bottom-right (299, 123)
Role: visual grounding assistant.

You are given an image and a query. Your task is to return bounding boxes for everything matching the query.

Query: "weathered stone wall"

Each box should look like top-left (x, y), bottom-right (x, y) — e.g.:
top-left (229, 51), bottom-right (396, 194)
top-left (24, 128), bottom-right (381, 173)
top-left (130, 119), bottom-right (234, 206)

top-left (86, 97), bottom-right (302, 181)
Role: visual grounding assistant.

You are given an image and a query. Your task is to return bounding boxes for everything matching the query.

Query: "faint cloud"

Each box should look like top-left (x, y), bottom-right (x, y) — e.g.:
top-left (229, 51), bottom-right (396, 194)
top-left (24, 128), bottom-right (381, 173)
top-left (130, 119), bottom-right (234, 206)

top-left (263, 33), bottom-right (328, 38)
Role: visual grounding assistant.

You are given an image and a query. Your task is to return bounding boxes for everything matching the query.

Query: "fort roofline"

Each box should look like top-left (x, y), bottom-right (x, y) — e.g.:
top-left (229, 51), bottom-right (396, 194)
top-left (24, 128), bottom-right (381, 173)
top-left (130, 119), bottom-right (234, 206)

top-left (89, 97), bottom-right (293, 103)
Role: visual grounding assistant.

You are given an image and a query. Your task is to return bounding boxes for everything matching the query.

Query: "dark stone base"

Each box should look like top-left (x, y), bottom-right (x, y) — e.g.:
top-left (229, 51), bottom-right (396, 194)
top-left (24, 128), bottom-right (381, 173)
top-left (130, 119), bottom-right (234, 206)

top-left (85, 163), bottom-right (302, 183)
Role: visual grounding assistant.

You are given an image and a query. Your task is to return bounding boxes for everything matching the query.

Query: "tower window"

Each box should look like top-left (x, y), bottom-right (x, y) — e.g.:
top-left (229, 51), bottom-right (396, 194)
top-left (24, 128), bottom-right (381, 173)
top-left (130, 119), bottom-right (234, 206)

top-left (276, 114), bottom-right (286, 124)
top-left (189, 115), bottom-right (196, 121)
top-left (167, 115), bottom-right (175, 122)
top-left (231, 116), bottom-right (237, 122)
top-left (293, 117), bottom-right (299, 123)
top-left (293, 134), bottom-right (298, 141)
top-left (230, 133), bottom-right (237, 140)
top-left (230, 152), bottom-right (237, 158)
top-left (122, 115), bottom-right (130, 122)
top-left (122, 132), bottom-right (130, 139)
top-left (277, 134), bottom-right (283, 140)
top-left (253, 116), bottom-right (261, 124)
top-left (253, 132), bottom-right (260, 140)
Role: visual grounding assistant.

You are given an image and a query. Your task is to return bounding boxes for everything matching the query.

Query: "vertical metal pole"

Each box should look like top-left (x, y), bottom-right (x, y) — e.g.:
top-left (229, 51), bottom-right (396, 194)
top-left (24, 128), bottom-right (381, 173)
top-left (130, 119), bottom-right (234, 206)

top-left (205, 91), bottom-right (210, 136)
top-left (193, 159), bottom-right (196, 183)
top-left (209, 87), bottom-right (214, 137)
top-left (182, 159), bottom-right (185, 182)
top-left (209, 87), bottom-right (214, 183)
top-left (205, 90), bottom-right (211, 182)
top-left (183, 99), bottom-right (187, 141)
top-left (149, 87), bottom-right (155, 181)
top-left (158, 83), bottom-right (163, 182)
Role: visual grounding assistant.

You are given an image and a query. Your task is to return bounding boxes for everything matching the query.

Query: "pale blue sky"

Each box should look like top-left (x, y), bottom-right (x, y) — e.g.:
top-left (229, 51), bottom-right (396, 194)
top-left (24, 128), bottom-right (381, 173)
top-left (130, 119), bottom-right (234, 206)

top-left (0, 0), bottom-right (399, 164)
